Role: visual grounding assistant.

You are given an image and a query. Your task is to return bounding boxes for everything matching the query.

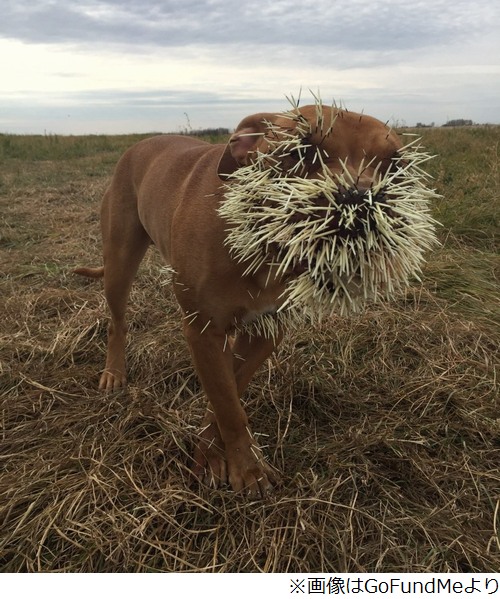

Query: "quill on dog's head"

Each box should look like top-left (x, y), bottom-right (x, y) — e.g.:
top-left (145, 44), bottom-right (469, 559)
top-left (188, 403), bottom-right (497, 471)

top-left (219, 96), bottom-right (440, 325)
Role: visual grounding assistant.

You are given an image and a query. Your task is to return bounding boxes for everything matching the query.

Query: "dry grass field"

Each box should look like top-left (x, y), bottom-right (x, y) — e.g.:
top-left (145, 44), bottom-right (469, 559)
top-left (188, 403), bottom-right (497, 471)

top-left (0, 127), bottom-right (498, 572)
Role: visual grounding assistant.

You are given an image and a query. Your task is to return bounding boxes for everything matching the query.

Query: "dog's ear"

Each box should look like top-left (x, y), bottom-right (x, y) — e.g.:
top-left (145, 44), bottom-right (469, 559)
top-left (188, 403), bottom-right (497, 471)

top-left (217, 113), bottom-right (275, 179)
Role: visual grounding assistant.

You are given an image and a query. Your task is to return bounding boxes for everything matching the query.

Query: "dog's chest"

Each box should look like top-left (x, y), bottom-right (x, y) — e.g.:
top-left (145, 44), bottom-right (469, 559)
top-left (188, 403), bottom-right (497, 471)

top-left (242, 305), bottom-right (277, 325)
top-left (237, 304), bottom-right (283, 340)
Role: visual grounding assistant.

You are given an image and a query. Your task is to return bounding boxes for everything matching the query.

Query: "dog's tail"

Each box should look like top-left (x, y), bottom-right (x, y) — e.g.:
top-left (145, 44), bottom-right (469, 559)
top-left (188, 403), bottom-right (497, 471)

top-left (73, 266), bottom-right (104, 279)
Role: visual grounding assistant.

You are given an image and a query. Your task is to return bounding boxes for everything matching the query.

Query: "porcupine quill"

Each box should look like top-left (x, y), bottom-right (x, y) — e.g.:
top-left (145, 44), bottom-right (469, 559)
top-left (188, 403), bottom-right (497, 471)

top-left (218, 94), bottom-right (440, 338)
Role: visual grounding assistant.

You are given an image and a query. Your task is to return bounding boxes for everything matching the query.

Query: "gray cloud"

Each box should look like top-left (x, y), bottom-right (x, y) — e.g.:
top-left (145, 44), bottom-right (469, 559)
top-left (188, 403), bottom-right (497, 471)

top-left (2, 0), bottom-right (497, 56)
top-left (0, 86), bottom-right (285, 133)
top-left (1, 0), bottom-right (498, 133)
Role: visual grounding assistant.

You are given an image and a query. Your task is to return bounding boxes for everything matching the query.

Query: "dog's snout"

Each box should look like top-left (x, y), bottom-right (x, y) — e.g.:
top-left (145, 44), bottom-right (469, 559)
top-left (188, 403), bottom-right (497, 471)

top-left (333, 185), bottom-right (370, 203)
top-left (307, 185), bottom-right (392, 240)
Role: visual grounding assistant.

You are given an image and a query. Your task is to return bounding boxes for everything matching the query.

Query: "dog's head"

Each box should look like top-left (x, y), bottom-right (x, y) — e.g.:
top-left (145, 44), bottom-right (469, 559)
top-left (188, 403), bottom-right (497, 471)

top-left (218, 104), bottom-right (400, 182)
top-left (218, 102), bottom-right (439, 318)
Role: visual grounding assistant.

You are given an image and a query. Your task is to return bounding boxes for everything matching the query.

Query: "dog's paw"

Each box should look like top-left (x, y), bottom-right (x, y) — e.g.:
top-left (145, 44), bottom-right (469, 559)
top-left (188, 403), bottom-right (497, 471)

top-left (99, 369), bottom-right (127, 392)
top-left (192, 430), bottom-right (280, 497)
top-left (226, 442), bottom-right (281, 498)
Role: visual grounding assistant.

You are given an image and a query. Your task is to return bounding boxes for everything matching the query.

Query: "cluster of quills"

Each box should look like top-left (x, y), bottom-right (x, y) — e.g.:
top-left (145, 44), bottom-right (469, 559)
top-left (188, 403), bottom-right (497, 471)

top-left (216, 97), bottom-right (440, 338)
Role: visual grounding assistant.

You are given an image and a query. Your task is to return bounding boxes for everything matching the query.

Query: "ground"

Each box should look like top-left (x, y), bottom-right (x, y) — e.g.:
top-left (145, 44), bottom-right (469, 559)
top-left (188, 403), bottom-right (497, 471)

top-left (0, 128), bottom-right (498, 572)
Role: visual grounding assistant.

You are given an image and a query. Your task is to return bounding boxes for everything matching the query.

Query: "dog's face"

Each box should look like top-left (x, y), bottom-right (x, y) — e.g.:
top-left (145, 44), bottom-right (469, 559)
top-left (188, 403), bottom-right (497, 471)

top-left (218, 103), bottom-right (439, 319)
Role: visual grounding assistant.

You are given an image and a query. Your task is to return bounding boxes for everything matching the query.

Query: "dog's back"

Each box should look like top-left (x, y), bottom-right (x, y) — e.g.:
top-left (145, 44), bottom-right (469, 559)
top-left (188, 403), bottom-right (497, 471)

top-left (101, 135), bottom-right (225, 262)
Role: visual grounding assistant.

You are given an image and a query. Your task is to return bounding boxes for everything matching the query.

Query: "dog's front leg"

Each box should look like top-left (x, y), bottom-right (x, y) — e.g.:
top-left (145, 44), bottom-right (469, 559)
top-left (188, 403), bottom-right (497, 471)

top-left (193, 331), bottom-right (283, 491)
top-left (184, 322), bottom-right (277, 497)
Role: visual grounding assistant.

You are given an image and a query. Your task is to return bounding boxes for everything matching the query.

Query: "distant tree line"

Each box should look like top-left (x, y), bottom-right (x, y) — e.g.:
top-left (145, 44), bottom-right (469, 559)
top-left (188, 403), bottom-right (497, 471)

top-left (415, 119), bottom-right (475, 128)
top-left (441, 119), bottom-right (474, 127)
top-left (179, 127), bottom-right (231, 137)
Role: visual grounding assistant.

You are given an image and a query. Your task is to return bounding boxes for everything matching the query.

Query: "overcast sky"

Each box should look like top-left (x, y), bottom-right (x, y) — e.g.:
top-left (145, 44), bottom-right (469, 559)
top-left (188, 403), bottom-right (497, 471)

top-left (1, 0), bottom-right (499, 134)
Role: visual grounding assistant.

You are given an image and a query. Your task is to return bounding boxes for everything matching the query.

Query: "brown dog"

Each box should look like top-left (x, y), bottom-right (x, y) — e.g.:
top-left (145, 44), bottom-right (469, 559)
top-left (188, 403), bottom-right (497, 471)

top-left (75, 105), bottom-right (402, 497)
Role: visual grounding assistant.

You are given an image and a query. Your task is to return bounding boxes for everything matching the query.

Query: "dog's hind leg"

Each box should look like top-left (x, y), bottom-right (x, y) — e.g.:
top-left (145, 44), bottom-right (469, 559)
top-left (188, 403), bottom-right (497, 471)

top-left (98, 190), bottom-right (151, 391)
